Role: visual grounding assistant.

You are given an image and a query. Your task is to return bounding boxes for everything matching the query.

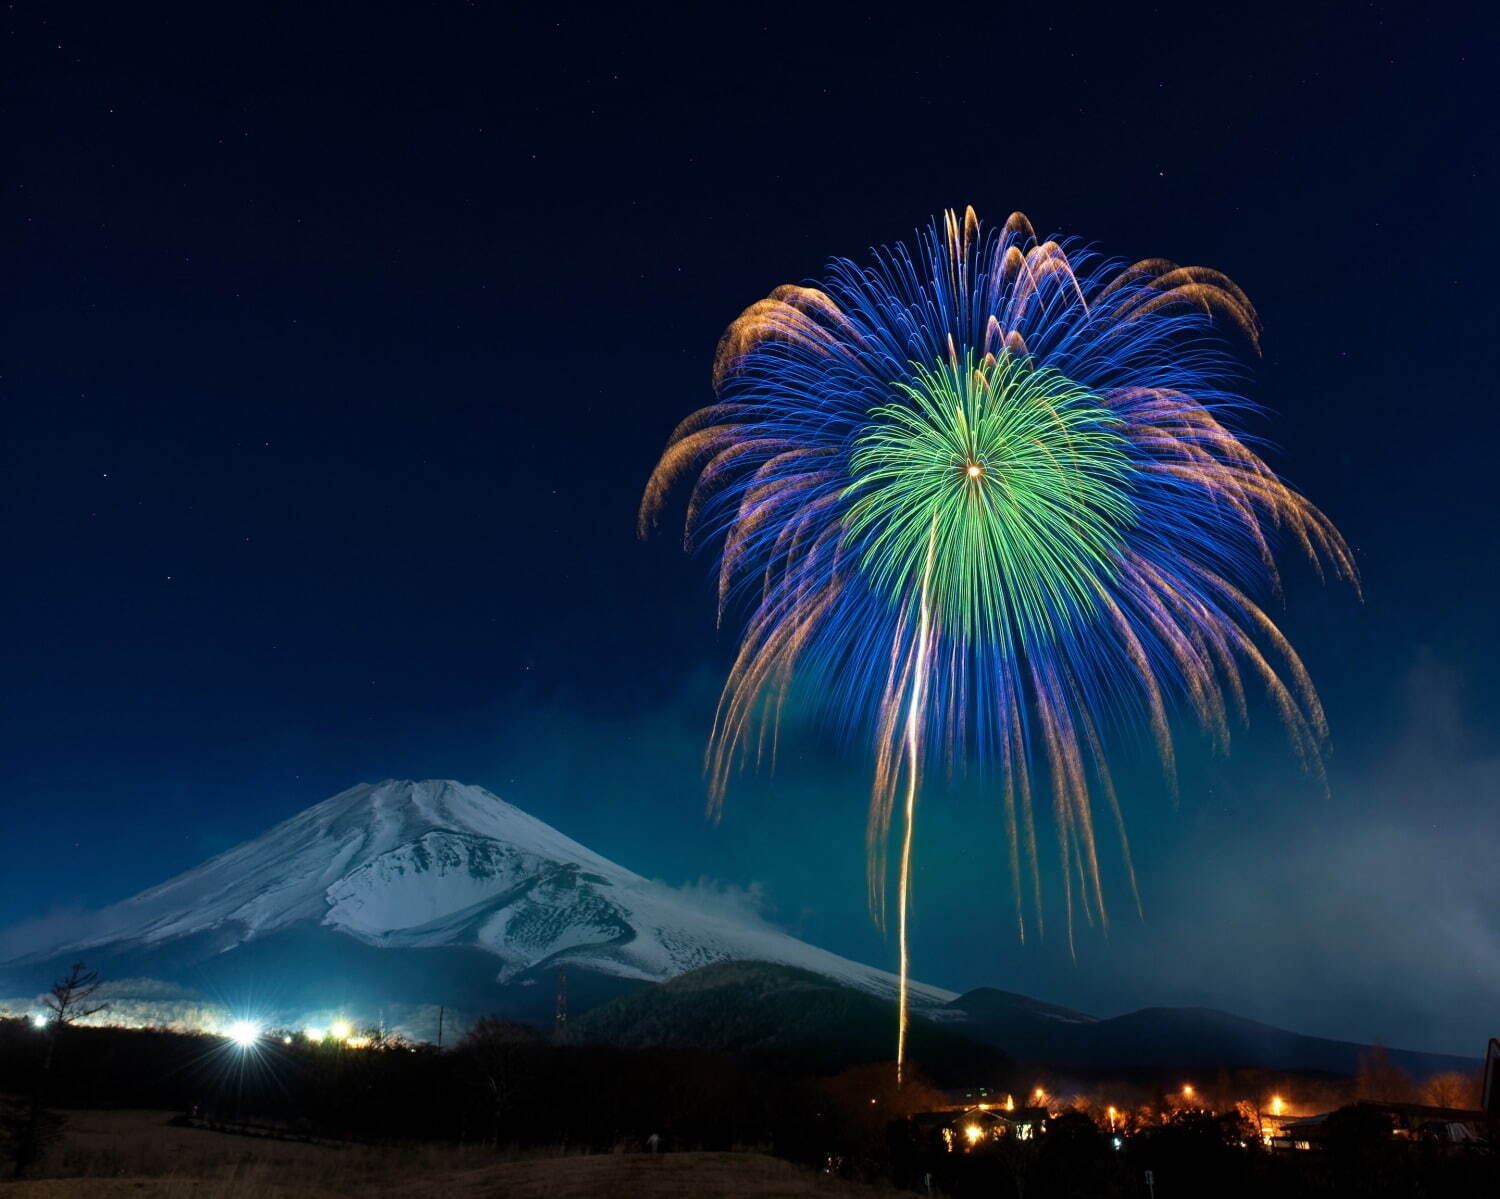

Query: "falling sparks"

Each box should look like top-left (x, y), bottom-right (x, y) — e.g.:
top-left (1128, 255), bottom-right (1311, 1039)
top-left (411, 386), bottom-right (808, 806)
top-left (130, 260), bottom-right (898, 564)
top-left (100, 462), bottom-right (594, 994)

top-left (641, 206), bottom-right (1355, 1078)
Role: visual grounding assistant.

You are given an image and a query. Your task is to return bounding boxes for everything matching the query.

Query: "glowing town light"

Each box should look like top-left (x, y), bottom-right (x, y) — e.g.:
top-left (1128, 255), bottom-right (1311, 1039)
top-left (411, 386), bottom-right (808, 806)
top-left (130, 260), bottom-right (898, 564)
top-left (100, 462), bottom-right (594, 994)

top-left (227, 1020), bottom-right (261, 1048)
top-left (1271, 1095), bottom-right (1285, 1116)
top-left (964, 1125), bottom-right (983, 1145)
top-left (1112, 1136), bottom-right (1123, 1151)
top-left (330, 1020), bottom-right (353, 1041)
top-left (1107, 1105), bottom-right (1118, 1129)
top-left (1004, 1096), bottom-right (1015, 1112)
top-left (304, 1026), bottom-right (325, 1041)
top-left (1033, 1087), bottom-right (1046, 1102)
top-left (1182, 1084), bottom-right (1195, 1098)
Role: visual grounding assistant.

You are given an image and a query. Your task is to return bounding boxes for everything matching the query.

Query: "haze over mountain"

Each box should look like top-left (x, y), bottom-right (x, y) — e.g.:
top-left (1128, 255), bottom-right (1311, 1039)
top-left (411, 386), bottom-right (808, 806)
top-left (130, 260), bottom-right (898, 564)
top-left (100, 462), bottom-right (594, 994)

top-left (0, 779), bottom-right (1475, 1080)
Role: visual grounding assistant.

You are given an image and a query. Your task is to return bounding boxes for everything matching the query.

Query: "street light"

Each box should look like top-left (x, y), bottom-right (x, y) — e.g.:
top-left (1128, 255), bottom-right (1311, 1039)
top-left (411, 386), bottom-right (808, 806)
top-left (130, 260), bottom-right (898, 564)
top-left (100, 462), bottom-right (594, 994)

top-left (227, 1020), bottom-right (261, 1049)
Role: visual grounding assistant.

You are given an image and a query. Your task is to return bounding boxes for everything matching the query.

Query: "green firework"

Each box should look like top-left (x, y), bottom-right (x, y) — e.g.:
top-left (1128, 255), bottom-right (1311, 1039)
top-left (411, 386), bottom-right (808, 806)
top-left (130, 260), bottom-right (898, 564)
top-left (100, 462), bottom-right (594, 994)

top-left (844, 353), bottom-right (1136, 649)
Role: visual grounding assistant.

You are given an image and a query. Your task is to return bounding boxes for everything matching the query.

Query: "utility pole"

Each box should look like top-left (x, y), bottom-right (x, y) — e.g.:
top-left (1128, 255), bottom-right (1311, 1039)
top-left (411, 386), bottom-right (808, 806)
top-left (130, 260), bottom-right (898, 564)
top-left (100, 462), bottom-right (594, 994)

top-left (436, 1005), bottom-right (445, 1049)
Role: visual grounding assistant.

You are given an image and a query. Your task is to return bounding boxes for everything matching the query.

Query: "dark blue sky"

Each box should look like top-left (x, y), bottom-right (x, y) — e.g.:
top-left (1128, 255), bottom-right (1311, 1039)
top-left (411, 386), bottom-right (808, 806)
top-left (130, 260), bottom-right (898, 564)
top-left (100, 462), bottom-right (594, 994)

top-left (3, 3), bottom-right (1496, 1055)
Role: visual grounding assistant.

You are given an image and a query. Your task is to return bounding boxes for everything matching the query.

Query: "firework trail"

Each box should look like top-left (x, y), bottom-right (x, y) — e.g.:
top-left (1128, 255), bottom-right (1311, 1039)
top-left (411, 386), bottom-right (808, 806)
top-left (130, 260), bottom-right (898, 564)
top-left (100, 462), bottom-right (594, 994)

top-left (640, 208), bottom-right (1355, 1078)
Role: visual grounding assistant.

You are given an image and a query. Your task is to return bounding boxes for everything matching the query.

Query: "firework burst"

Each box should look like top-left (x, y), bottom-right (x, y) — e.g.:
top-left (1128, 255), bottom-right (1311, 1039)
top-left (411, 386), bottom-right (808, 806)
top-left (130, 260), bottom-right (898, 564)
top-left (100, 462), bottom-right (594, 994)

top-left (640, 208), bottom-right (1355, 1076)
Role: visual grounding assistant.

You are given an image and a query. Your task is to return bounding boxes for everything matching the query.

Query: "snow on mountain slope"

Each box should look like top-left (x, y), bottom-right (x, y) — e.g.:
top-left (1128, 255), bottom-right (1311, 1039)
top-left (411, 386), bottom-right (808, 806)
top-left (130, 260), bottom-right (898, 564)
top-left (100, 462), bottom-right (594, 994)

top-left (7, 780), bottom-right (954, 1009)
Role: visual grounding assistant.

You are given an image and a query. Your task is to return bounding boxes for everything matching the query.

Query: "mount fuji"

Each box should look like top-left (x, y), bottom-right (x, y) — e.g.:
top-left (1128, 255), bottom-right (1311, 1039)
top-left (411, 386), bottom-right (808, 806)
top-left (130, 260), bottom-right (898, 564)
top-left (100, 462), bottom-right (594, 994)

top-left (0, 779), bottom-right (952, 1038)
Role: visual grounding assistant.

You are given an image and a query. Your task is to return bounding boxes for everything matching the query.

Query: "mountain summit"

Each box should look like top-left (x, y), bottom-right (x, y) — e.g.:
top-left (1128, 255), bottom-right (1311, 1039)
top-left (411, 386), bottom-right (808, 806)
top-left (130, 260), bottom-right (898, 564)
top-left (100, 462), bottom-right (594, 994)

top-left (1, 780), bottom-right (952, 1029)
top-left (0, 781), bottom-right (1477, 1078)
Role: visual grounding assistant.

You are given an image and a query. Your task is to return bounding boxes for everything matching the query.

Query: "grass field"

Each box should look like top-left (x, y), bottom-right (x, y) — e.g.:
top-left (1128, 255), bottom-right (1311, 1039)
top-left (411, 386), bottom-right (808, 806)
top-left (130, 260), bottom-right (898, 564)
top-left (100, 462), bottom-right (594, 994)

top-left (7, 1109), bottom-right (905, 1198)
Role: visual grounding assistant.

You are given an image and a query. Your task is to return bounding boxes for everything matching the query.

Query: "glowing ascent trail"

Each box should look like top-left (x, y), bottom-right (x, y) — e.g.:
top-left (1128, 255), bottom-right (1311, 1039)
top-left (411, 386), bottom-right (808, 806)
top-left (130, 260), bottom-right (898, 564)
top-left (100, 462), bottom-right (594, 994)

top-left (639, 207), bottom-right (1356, 1079)
top-left (895, 516), bottom-right (938, 1083)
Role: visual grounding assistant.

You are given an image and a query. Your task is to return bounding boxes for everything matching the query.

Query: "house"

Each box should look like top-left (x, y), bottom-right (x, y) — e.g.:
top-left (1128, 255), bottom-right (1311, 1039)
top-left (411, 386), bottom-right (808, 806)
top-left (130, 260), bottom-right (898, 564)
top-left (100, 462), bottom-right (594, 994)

top-left (1267, 1101), bottom-right (1497, 1152)
top-left (908, 1103), bottom-right (1050, 1151)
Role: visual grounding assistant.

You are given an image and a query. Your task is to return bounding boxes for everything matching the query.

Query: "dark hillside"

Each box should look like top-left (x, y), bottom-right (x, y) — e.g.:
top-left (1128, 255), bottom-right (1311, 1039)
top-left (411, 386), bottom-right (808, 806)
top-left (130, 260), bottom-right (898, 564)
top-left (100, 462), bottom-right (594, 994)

top-left (574, 960), bottom-right (1013, 1086)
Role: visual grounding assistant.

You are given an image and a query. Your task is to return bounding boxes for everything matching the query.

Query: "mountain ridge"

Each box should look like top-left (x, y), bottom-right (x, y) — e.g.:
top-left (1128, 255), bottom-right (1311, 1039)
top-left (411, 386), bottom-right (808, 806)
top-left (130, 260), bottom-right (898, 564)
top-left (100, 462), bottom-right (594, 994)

top-left (0, 779), bottom-right (954, 1034)
top-left (0, 779), bottom-right (1478, 1078)
top-left (944, 988), bottom-right (1479, 1079)
top-left (573, 960), bottom-right (1014, 1085)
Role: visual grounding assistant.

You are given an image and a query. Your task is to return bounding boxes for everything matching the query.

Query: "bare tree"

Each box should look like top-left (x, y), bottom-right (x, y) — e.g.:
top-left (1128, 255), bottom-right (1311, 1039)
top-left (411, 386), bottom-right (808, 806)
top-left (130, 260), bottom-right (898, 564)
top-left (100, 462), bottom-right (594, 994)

top-left (461, 1017), bottom-right (544, 1145)
top-left (1421, 1071), bottom-right (1481, 1110)
top-left (6, 962), bottom-right (109, 1178)
top-left (1355, 1044), bottom-right (1416, 1104)
top-left (42, 962), bottom-right (108, 1031)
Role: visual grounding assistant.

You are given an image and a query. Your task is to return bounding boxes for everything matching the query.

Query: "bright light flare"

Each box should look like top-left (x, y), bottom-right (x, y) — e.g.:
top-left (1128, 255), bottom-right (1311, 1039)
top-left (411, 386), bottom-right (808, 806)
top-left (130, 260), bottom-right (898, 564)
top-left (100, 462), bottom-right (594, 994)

top-left (330, 1020), bottom-right (353, 1041)
top-left (226, 1020), bottom-right (261, 1048)
top-left (30, 1014), bottom-right (47, 1029)
top-left (964, 1124), bottom-right (984, 1145)
top-left (304, 1026), bottom-right (325, 1041)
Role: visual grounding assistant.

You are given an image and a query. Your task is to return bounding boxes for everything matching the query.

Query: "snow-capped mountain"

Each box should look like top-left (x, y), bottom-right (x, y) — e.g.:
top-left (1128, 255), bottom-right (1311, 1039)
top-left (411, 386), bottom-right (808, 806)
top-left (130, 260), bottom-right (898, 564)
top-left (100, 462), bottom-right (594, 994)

top-left (1, 780), bottom-right (952, 1028)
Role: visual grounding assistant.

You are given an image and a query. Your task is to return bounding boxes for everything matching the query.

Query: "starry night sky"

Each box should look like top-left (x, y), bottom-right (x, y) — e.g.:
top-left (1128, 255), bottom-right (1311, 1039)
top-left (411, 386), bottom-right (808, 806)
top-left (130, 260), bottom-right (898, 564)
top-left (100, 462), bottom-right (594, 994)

top-left (3, 4), bottom-right (1496, 1055)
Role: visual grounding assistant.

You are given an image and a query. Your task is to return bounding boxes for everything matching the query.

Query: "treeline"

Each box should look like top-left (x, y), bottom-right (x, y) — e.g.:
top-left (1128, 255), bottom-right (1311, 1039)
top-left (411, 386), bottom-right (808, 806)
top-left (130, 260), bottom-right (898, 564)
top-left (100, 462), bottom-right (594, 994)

top-left (2, 1016), bottom-right (1496, 1197)
top-left (0, 1016), bottom-right (934, 1163)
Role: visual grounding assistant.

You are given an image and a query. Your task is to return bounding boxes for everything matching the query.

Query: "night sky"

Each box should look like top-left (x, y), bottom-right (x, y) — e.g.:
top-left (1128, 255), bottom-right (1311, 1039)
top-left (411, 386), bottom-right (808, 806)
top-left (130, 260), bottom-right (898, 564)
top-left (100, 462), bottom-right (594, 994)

top-left (3, 4), bottom-right (1496, 1056)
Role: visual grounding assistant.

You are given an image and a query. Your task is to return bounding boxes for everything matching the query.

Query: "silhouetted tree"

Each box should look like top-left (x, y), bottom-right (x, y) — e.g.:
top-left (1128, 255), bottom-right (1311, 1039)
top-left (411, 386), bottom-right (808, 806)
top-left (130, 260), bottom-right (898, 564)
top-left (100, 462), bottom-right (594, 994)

top-left (43, 962), bottom-right (108, 1029)
top-left (1323, 1103), bottom-right (1400, 1192)
top-left (817, 1062), bottom-right (943, 1181)
top-left (1355, 1044), bottom-right (1415, 1103)
top-left (1129, 1110), bottom-right (1256, 1199)
top-left (457, 1017), bottom-right (545, 1145)
top-left (1420, 1070), bottom-right (1480, 1110)
top-left (7, 962), bottom-right (108, 1177)
top-left (1035, 1108), bottom-right (1115, 1197)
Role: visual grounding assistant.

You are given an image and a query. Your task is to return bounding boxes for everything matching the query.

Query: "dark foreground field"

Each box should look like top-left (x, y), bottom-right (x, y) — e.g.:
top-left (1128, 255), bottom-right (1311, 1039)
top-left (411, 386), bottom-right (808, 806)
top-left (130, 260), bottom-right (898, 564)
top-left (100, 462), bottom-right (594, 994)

top-left (5, 1017), bottom-right (1496, 1197)
top-left (7, 1109), bottom-right (903, 1199)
